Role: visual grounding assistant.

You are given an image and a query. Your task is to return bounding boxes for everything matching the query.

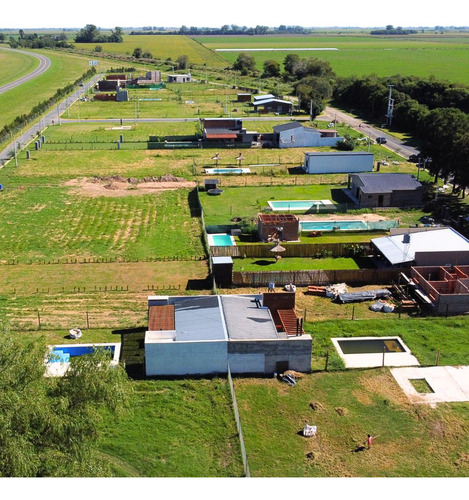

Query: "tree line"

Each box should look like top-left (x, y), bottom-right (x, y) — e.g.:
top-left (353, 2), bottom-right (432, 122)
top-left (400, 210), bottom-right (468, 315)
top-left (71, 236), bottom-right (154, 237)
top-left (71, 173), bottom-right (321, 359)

top-left (334, 74), bottom-right (469, 192)
top-left (130, 24), bottom-right (313, 36)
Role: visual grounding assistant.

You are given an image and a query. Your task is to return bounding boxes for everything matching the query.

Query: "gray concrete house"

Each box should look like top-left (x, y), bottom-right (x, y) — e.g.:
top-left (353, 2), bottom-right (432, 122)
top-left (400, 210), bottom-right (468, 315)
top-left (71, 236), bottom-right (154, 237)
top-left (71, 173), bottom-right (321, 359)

top-left (167, 73), bottom-right (192, 83)
top-left (347, 173), bottom-right (423, 208)
top-left (274, 122), bottom-right (342, 149)
top-left (144, 294), bottom-right (312, 377)
top-left (304, 151), bottom-right (373, 174)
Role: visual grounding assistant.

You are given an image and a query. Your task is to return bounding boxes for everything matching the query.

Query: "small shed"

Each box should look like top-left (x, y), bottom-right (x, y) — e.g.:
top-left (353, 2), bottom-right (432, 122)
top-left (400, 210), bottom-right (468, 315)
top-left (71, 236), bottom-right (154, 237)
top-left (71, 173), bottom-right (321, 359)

top-left (253, 98), bottom-right (293, 115)
top-left (258, 213), bottom-right (299, 242)
top-left (116, 89), bottom-right (129, 102)
top-left (212, 256), bottom-right (233, 287)
top-left (205, 179), bottom-right (220, 191)
top-left (237, 93), bottom-right (252, 102)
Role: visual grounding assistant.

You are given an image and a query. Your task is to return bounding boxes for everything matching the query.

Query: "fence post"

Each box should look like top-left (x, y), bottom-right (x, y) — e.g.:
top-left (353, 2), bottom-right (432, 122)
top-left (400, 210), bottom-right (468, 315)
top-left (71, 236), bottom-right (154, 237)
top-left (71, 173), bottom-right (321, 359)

top-left (325, 349), bottom-right (329, 372)
top-left (86, 311), bottom-right (90, 330)
top-left (382, 347), bottom-right (386, 367)
top-left (37, 310), bottom-right (41, 330)
top-left (435, 349), bottom-right (440, 366)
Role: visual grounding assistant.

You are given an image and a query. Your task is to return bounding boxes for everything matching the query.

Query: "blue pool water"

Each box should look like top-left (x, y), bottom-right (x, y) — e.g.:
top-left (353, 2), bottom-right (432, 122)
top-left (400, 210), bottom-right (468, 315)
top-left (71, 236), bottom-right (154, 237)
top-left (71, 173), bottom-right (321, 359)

top-left (209, 168), bottom-right (244, 174)
top-left (210, 234), bottom-right (234, 246)
top-left (49, 345), bottom-right (115, 363)
top-left (300, 220), bottom-right (367, 231)
top-left (268, 200), bottom-right (322, 211)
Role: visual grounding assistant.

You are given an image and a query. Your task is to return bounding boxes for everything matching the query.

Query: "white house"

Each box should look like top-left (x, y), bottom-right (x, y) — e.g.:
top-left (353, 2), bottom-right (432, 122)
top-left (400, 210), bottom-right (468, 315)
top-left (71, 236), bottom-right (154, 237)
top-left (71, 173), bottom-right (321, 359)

top-left (274, 122), bottom-right (343, 148)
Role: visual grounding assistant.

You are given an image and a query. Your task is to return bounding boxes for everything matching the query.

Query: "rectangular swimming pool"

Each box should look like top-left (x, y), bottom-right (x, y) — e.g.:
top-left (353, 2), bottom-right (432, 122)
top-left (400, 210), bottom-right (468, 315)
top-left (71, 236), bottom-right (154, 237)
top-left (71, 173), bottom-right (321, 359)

top-left (337, 338), bottom-right (406, 355)
top-left (204, 168), bottom-right (251, 175)
top-left (300, 220), bottom-right (367, 231)
top-left (268, 200), bottom-right (335, 212)
top-left (207, 233), bottom-right (236, 246)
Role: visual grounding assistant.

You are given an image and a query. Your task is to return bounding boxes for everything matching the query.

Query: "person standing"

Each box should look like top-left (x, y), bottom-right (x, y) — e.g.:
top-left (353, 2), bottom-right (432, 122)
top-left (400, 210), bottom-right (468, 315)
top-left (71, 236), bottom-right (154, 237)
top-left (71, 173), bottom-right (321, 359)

top-left (367, 434), bottom-right (374, 449)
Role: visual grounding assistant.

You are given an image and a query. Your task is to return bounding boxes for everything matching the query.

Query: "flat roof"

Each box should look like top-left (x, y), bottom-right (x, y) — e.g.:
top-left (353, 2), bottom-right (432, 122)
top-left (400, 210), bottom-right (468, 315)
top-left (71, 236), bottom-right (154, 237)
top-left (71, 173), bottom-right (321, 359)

top-left (352, 173), bottom-right (421, 193)
top-left (221, 295), bottom-right (281, 340)
top-left (372, 228), bottom-right (469, 265)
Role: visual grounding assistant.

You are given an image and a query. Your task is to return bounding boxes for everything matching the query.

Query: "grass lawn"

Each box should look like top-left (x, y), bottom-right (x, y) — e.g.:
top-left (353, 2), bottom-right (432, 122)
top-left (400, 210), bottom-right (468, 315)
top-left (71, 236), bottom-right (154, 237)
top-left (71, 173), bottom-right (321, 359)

top-left (0, 48), bottom-right (39, 87)
top-left (234, 368), bottom-right (469, 477)
top-left (233, 256), bottom-right (364, 271)
top-left (97, 378), bottom-right (244, 477)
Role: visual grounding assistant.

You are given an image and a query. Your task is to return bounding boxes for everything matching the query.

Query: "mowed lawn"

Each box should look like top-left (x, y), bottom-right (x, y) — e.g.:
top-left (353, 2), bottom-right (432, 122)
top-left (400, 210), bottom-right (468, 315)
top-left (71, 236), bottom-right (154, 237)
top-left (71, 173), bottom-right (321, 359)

top-left (196, 33), bottom-right (469, 85)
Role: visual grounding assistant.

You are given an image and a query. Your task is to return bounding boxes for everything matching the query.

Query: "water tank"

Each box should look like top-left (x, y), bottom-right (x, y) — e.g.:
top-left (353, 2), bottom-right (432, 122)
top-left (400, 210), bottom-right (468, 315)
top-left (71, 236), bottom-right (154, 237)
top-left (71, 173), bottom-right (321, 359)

top-left (402, 233), bottom-right (411, 244)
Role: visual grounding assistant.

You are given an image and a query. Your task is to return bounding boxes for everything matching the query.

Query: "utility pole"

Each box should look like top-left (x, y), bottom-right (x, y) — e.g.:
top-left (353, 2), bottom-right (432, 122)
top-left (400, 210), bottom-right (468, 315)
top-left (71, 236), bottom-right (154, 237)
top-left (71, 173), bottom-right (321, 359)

top-left (386, 85), bottom-right (394, 128)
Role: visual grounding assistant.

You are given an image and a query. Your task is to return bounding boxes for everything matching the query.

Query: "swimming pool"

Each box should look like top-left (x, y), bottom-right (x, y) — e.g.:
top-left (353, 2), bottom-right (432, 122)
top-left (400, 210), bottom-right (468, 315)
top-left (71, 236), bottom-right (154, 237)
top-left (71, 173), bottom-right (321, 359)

top-left (300, 220), bottom-right (368, 231)
top-left (204, 168), bottom-right (251, 175)
top-left (207, 233), bottom-right (236, 247)
top-left (45, 343), bottom-right (121, 376)
top-left (268, 200), bottom-right (335, 212)
top-left (331, 336), bottom-right (419, 368)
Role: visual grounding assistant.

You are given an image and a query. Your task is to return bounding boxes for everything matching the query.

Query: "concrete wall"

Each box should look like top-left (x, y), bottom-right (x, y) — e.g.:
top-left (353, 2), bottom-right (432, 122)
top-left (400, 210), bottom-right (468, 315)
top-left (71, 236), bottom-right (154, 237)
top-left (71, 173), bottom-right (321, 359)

top-left (145, 340), bottom-right (227, 376)
top-left (228, 336), bottom-right (312, 374)
top-left (415, 251), bottom-right (469, 266)
top-left (305, 153), bottom-right (373, 174)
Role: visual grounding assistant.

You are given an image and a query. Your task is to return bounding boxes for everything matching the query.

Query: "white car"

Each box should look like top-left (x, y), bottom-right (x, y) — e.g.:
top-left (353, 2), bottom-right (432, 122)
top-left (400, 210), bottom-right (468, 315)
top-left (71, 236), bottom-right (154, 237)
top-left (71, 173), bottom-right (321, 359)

top-left (381, 161), bottom-right (389, 166)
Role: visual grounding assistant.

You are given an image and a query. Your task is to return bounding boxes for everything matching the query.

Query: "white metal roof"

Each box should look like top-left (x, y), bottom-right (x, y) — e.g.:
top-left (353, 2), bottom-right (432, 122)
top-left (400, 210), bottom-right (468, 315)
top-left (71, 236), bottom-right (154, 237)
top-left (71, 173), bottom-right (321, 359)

top-left (371, 228), bottom-right (469, 265)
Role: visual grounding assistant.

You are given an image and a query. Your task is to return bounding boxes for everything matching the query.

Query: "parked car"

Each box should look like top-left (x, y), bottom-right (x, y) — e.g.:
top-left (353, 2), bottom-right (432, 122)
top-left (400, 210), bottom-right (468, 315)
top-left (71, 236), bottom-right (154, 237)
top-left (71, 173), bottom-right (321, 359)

top-left (376, 137), bottom-right (387, 144)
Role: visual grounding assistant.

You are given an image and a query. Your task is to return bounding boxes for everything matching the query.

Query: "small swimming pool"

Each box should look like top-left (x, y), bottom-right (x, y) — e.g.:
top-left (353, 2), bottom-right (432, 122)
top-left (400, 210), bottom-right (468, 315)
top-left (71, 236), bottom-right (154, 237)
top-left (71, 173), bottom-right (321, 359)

top-left (331, 336), bottom-right (419, 369)
top-left (45, 343), bottom-right (121, 377)
top-left (207, 233), bottom-right (236, 247)
top-left (268, 200), bottom-right (335, 212)
top-left (204, 168), bottom-right (251, 175)
top-left (300, 220), bottom-right (367, 232)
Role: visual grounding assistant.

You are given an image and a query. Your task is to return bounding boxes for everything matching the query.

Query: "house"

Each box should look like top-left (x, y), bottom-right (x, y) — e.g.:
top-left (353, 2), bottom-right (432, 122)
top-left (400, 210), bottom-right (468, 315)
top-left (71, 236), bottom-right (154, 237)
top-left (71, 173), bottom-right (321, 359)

top-left (167, 73), bottom-right (192, 83)
top-left (237, 93), bottom-right (252, 102)
top-left (257, 213), bottom-right (299, 242)
top-left (252, 97), bottom-right (293, 114)
top-left (303, 151), bottom-right (373, 173)
top-left (346, 173), bottom-right (423, 208)
top-left (274, 122), bottom-right (343, 148)
top-left (141, 294), bottom-right (312, 377)
top-left (97, 79), bottom-right (122, 91)
top-left (202, 118), bottom-right (254, 145)
top-left (371, 227), bottom-right (469, 267)
top-left (409, 265), bottom-right (469, 314)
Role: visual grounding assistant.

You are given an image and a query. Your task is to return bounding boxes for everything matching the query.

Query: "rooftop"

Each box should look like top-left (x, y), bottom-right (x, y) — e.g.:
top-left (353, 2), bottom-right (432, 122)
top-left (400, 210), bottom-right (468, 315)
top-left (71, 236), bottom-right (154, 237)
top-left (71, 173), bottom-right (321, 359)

top-left (352, 173), bottom-right (422, 193)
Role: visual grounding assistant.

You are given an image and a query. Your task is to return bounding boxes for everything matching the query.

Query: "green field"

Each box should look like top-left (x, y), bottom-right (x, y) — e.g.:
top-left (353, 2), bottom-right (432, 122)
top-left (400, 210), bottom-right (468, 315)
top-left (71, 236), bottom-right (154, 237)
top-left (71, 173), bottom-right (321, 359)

top-left (0, 48), bottom-right (39, 87)
top-left (0, 50), bottom-right (92, 131)
top-left (195, 34), bottom-right (469, 85)
top-left (75, 34), bottom-right (227, 67)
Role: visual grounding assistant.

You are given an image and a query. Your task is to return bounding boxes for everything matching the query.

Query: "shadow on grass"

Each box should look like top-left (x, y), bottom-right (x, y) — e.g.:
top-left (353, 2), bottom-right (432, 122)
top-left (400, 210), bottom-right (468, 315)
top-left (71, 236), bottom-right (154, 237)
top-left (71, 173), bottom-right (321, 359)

top-left (253, 259), bottom-right (276, 266)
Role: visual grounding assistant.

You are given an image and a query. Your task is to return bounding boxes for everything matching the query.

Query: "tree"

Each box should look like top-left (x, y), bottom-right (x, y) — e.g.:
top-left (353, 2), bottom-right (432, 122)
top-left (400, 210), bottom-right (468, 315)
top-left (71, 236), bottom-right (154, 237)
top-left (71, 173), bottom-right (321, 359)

top-left (75, 24), bottom-right (101, 43)
top-left (177, 54), bottom-right (189, 70)
top-left (262, 59), bottom-right (280, 78)
top-left (294, 75), bottom-right (333, 118)
top-left (132, 47), bottom-right (143, 58)
top-left (283, 54), bottom-right (300, 75)
top-left (0, 329), bottom-right (131, 477)
top-left (108, 27), bottom-right (124, 43)
top-left (233, 53), bottom-right (256, 75)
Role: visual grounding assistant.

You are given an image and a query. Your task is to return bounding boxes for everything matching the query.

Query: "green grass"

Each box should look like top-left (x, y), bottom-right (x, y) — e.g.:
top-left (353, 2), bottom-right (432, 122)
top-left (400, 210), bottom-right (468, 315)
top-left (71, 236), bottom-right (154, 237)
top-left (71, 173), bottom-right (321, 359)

top-left (233, 256), bottom-right (364, 271)
top-left (0, 50), bottom-right (92, 131)
top-left (0, 49), bottom-right (39, 87)
top-left (196, 33), bottom-right (469, 85)
top-left (97, 378), bottom-right (244, 477)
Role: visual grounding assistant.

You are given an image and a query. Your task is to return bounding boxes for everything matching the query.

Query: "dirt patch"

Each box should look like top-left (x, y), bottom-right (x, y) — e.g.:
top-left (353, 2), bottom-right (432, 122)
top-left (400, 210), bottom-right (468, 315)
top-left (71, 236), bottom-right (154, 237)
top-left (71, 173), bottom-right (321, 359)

top-left (358, 372), bottom-right (410, 407)
top-left (64, 175), bottom-right (196, 197)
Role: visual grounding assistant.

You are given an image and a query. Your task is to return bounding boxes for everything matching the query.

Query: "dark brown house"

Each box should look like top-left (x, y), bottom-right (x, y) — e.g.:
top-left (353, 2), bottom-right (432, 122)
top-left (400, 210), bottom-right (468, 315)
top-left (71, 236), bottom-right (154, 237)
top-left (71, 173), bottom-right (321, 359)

top-left (258, 213), bottom-right (299, 242)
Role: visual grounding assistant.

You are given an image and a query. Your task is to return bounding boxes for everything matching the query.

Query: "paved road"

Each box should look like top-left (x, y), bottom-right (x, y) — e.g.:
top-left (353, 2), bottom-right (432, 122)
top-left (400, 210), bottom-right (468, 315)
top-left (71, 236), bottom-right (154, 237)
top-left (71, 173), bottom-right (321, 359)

top-left (0, 47), bottom-right (51, 95)
top-left (0, 74), bottom-right (104, 165)
top-left (320, 106), bottom-right (420, 160)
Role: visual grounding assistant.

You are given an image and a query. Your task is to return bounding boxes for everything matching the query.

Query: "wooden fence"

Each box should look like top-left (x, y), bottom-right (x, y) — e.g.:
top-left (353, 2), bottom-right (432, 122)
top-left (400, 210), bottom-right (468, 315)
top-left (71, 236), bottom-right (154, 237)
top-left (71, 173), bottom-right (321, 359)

top-left (232, 268), bottom-right (405, 287)
top-left (210, 242), bottom-right (372, 258)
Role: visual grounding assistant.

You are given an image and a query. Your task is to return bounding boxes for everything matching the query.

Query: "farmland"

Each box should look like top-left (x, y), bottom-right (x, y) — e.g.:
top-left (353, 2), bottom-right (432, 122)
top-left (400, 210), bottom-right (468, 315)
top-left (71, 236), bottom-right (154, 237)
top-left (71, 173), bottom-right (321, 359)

top-left (195, 33), bottom-right (469, 84)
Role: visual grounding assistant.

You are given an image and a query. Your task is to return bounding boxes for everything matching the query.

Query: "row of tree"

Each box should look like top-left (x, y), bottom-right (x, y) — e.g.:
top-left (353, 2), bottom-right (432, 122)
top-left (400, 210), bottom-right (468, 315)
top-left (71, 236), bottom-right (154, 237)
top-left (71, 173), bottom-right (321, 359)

top-left (334, 74), bottom-right (469, 191)
top-left (130, 25), bottom-right (311, 36)
top-left (6, 32), bottom-right (72, 49)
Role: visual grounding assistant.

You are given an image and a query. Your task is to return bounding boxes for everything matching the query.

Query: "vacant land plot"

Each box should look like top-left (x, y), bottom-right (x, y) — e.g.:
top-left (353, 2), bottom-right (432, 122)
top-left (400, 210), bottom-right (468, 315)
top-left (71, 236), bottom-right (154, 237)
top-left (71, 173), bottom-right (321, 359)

top-left (234, 368), bottom-right (469, 477)
top-left (196, 33), bottom-right (469, 84)
top-left (97, 378), bottom-right (244, 477)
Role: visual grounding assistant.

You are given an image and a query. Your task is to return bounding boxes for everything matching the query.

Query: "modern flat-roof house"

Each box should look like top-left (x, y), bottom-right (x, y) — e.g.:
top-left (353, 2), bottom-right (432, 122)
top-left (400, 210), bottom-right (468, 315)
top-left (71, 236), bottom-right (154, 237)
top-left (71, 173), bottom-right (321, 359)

top-left (274, 122), bottom-right (342, 149)
top-left (202, 118), bottom-right (254, 145)
top-left (304, 152), bottom-right (373, 174)
top-left (347, 173), bottom-right (423, 208)
top-left (142, 294), bottom-right (312, 377)
top-left (371, 227), bottom-right (469, 267)
top-left (167, 73), bottom-right (192, 83)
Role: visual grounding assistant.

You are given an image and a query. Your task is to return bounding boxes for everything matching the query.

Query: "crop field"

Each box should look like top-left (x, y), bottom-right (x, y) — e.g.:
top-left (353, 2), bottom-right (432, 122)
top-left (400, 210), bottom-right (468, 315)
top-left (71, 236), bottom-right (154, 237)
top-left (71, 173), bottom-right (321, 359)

top-left (195, 33), bottom-right (469, 85)
top-left (0, 50), bottom-right (92, 131)
top-left (0, 48), bottom-right (39, 87)
top-left (74, 34), bottom-right (227, 67)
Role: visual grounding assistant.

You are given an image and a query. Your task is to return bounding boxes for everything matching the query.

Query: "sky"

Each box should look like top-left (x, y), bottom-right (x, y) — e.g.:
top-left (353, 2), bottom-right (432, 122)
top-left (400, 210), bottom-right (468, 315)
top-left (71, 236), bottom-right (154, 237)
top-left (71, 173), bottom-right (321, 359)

top-left (1, 0), bottom-right (467, 30)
